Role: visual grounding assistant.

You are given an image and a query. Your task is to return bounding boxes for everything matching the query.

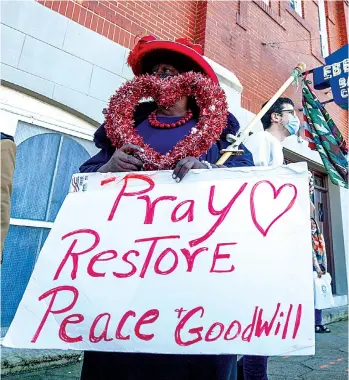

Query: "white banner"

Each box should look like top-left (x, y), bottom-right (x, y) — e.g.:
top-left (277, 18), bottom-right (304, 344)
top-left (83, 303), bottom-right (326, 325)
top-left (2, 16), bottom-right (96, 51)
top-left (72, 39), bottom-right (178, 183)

top-left (3, 163), bottom-right (315, 356)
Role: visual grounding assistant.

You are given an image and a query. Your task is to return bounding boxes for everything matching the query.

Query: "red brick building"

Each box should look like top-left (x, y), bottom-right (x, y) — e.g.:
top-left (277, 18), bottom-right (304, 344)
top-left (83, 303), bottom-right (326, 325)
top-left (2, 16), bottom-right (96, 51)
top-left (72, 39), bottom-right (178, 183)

top-left (39, 0), bottom-right (348, 140)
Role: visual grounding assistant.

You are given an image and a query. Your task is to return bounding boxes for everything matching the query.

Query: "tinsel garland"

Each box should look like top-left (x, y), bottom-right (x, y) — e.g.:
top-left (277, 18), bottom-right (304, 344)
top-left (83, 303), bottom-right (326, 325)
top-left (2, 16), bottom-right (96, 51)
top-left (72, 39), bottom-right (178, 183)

top-left (104, 72), bottom-right (228, 170)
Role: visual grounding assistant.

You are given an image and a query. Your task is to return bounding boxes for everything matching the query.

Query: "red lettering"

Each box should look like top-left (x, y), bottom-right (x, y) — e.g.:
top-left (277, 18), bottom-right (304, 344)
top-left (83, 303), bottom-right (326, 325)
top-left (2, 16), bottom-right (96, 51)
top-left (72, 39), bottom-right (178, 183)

top-left (108, 174), bottom-right (155, 221)
top-left (282, 304), bottom-right (293, 339)
top-left (134, 309), bottom-right (159, 341)
top-left (210, 242), bottom-right (237, 273)
top-left (101, 176), bottom-right (117, 186)
top-left (255, 303), bottom-right (281, 338)
top-left (274, 311), bottom-right (284, 336)
top-left (174, 306), bottom-right (204, 346)
top-left (180, 247), bottom-right (208, 272)
top-left (171, 200), bottom-right (195, 223)
top-left (242, 307), bottom-right (258, 342)
top-left (189, 183), bottom-right (247, 247)
top-left (292, 304), bottom-right (302, 339)
top-left (175, 307), bottom-right (187, 319)
top-left (205, 322), bottom-right (224, 342)
top-left (59, 314), bottom-right (84, 343)
top-left (54, 229), bottom-right (100, 280)
top-left (115, 310), bottom-right (136, 340)
top-left (224, 320), bottom-right (242, 340)
top-left (135, 235), bottom-right (180, 278)
top-left (154, 248), bottom-right (178, 275)
top-left (275, 322), bottom-right (281, 336)
top-left (87, 250), bottom-right (117, 277)
top-left (138, 195), bottom-right (177, 224)
top-left (89, 313), bottom-right (113, 343)
top-left (113, 250), bottom-right (140, 278)
top-left (31, 286), bottom-right (79, 343)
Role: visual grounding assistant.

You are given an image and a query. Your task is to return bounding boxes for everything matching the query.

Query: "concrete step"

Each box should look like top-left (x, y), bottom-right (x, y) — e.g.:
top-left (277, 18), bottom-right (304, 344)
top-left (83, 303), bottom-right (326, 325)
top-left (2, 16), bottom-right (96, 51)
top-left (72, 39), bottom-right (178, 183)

top-left (322, 305), bottom-right (348, 324)
top-left (1, 347), bottom-right (82, 376)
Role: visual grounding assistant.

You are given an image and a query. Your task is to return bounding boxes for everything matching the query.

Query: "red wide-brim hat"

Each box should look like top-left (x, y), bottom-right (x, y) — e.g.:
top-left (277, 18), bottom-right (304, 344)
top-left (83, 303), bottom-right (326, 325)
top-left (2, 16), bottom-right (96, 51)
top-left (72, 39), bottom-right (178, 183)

top-left (127, 35), bottom-right (218, 84)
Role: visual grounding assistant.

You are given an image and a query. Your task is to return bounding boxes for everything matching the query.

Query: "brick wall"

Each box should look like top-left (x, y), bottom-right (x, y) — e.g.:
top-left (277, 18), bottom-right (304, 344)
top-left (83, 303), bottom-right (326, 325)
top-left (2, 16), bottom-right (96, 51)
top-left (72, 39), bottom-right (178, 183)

top-left (38, 0), bottom-right (348, 142)
top-left (324, 1), bottom-right (348, 142)
top-left (39, 0), bottom-right (199, 49)
top-left (326, 1), bottom-right (348, 52)
top-left (202, 0), bottom-right (348, 141)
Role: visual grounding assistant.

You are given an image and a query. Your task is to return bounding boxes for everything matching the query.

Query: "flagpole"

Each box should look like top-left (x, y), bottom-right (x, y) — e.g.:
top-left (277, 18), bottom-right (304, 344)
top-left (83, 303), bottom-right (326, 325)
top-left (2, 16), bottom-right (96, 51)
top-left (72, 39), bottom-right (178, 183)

top-left (216, 62), bottom-right (306, 165)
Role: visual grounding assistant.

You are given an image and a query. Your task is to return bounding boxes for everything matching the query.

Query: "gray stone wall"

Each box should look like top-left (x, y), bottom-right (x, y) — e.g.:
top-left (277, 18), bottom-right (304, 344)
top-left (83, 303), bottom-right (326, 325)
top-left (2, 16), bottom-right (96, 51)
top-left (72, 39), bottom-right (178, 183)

top-left (1, 0), bottom-right (133, 123)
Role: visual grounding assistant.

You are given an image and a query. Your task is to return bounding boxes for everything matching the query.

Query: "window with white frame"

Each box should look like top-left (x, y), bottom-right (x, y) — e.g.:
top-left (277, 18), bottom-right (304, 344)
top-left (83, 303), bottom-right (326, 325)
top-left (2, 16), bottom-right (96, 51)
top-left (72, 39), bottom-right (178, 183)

top-left (0, 89), bottom-right (99, 330)
top-left (317, 0), bottom-right (329, 57)
top-left (290, 0), bottom-right (303, 17)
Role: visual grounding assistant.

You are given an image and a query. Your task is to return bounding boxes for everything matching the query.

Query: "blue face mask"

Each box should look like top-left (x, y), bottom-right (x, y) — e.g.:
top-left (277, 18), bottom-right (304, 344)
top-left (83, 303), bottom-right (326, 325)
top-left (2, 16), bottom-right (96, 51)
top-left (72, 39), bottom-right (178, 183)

top-left (284, 115), bottom-right (300, 135)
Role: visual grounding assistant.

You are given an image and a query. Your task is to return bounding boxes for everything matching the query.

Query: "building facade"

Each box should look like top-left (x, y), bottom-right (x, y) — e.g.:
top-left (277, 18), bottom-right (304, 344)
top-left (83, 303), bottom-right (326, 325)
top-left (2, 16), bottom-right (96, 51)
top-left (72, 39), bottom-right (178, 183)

top-left (1, 0), bottom-right (348, 331)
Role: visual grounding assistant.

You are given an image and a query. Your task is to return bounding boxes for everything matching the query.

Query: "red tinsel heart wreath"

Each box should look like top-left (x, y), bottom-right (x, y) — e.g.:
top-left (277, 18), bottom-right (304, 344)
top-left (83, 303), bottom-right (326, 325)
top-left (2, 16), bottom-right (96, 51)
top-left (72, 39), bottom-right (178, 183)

top-left (104, 72), bottom-right (228, 171)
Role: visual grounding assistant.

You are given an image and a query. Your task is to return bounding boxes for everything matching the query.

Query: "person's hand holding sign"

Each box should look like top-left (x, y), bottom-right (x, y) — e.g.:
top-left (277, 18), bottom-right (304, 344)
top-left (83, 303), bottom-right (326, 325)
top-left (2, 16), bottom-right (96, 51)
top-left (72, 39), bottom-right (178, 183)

top-left (173, 157), bottom-right (208, 182)
top-left (98, 144), bottom-right (144, 173)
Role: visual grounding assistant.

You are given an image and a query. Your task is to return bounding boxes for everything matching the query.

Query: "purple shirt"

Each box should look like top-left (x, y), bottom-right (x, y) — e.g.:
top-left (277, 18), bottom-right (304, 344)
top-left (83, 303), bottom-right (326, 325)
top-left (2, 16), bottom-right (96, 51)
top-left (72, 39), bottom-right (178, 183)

top-left (79, 114), bottom-right (254, 173)
top-left (137, 116), bottom-right (197, 154)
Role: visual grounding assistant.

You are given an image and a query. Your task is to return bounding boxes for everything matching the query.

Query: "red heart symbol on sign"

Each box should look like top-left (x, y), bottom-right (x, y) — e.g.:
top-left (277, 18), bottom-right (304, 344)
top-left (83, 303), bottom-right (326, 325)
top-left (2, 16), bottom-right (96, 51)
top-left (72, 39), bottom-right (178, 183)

top-left (250, 180), bottom-right (297, 237)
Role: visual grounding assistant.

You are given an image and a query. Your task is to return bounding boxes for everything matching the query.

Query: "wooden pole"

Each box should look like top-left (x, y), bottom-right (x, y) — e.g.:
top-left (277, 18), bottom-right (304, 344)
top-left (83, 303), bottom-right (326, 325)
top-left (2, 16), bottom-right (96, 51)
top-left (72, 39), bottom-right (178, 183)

top-left (216, 62), bottom-right (306, 165)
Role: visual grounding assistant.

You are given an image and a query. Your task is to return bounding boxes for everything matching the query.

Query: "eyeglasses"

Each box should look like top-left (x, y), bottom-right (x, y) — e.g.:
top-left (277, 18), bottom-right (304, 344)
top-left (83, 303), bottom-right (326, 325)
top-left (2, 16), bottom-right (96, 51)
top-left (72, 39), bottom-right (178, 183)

top-left (280, 109), bottom-right (296, 116)
top-left (151, 64), bottom-right (180, 76)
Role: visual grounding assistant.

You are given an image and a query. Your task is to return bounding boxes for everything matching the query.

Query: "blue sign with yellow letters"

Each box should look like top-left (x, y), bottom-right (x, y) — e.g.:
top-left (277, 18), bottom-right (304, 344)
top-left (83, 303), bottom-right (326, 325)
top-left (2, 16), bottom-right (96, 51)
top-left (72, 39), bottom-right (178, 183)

top-left (313, 44), bottom-right (348, 110)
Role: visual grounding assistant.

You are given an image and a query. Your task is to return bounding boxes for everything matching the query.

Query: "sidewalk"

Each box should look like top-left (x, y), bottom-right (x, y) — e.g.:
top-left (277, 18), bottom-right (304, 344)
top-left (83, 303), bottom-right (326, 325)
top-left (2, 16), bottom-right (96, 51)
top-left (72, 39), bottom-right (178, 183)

top-left (2, 317), bottom-right (348, 379)
top-left (268, 320), bottom-right (348, 380)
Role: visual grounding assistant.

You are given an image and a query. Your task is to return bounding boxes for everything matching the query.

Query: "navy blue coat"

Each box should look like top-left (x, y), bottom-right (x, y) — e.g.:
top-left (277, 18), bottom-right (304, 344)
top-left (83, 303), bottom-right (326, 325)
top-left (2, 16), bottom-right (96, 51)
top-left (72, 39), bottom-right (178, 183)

top-left (80, 103), bottom-right (253, 172)
top-left (79, 103), bottom-right (253, 380)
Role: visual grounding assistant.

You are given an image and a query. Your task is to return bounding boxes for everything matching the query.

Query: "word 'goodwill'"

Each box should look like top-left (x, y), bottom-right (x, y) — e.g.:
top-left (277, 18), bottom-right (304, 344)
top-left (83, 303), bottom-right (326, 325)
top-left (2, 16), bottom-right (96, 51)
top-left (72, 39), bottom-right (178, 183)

top-left (31, 285), bottom-right (302, 345)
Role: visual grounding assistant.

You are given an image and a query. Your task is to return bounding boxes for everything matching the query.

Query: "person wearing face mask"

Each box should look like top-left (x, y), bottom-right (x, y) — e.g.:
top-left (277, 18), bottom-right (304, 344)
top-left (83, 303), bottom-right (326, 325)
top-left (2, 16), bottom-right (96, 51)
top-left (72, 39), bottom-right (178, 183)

top-left (244, 97), bottom-right (316, 213)
top-left (238, 98), bottom-right (306, 380)
top-left (244, 97), bottom-right (300, 167)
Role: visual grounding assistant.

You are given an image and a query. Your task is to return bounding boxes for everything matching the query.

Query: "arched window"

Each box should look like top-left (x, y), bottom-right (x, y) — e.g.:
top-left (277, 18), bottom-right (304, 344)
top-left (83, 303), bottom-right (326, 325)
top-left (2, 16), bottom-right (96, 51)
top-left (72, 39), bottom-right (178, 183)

top-left (1, 121), bottom-right (97, 328)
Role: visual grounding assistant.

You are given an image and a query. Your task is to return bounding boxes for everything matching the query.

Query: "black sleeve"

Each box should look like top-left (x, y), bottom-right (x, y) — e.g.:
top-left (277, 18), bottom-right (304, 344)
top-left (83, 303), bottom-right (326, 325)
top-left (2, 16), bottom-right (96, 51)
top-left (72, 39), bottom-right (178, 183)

top-left (79, 147), bottom-right (116, 173)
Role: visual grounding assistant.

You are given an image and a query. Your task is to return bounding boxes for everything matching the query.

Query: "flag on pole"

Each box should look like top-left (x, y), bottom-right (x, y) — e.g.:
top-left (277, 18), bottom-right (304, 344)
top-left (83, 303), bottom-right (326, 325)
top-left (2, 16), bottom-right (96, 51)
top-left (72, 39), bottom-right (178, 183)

top-left (302, 79), bottom-right (348, 189)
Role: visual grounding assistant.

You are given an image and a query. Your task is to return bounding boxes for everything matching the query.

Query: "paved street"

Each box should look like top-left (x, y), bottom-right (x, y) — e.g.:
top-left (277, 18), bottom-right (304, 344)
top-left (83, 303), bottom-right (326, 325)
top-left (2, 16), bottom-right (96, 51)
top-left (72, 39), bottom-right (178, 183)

top-left (3, 321), bottom-right (348, 380)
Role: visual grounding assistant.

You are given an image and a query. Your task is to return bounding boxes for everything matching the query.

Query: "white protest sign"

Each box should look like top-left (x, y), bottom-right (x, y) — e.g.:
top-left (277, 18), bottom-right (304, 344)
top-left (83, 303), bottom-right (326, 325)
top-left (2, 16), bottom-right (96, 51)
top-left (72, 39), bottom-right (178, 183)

top-left (3, 163), bottom-right (315, 356)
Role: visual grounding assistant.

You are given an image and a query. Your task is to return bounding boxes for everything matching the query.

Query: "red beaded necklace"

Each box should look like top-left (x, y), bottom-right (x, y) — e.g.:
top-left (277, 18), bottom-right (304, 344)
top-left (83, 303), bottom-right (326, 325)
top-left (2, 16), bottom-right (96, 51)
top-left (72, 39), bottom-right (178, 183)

top-left (148, 109), bottom-right (193, 129)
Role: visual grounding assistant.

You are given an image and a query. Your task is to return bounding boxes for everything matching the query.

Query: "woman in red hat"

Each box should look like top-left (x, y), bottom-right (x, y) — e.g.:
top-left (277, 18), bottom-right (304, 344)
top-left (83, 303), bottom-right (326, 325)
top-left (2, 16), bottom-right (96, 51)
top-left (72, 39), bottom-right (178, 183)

top-left (79, 36), bottom-right (254, 380)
